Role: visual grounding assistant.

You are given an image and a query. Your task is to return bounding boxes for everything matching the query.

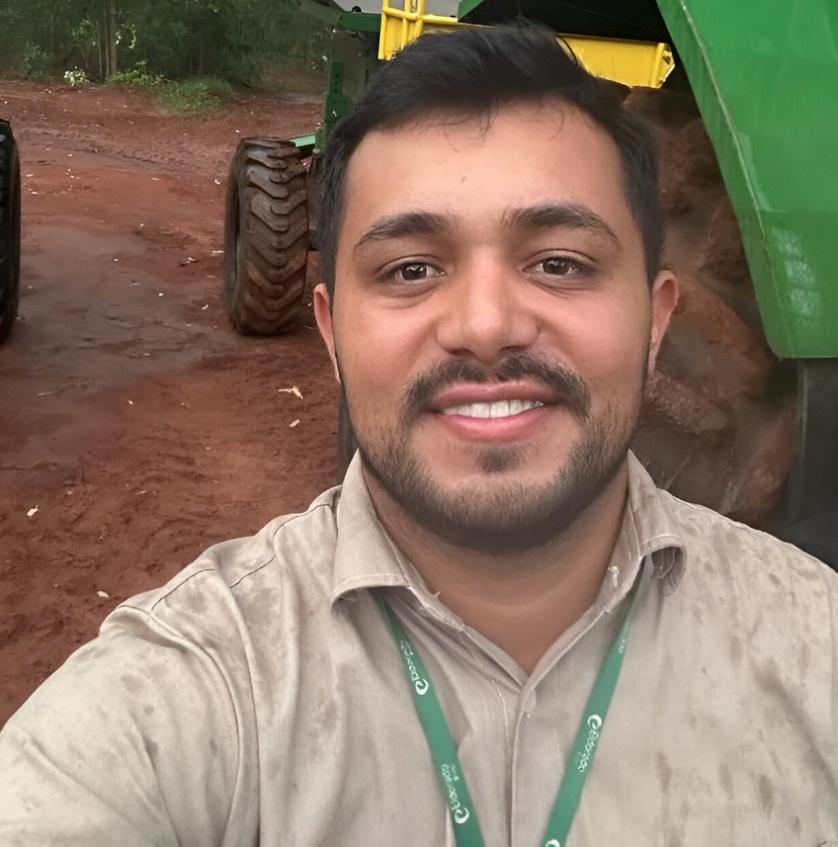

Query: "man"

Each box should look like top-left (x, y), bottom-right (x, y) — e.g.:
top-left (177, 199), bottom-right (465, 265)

top-left (1, 22), bottom-right (836, 846)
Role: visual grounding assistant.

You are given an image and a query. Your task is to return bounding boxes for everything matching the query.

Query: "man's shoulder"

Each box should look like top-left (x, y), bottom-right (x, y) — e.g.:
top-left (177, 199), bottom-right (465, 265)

top-left (114, 485), bottom-right (342, 630)
top-left (657, 486), bottom-right (837, 614)
top-left (1, 487), bottom-right (345, 776)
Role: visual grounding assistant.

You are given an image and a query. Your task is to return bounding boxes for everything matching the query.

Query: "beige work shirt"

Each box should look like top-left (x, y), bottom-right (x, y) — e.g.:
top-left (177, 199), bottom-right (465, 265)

top-left (1, 453), bottom-right (836, 845)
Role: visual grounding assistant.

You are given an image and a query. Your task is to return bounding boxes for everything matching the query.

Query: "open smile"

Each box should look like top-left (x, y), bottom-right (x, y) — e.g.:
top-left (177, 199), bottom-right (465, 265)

top-left (440, 399), bottom-right (544, 418)
top-left (428, 384), bottom-right (559, 441)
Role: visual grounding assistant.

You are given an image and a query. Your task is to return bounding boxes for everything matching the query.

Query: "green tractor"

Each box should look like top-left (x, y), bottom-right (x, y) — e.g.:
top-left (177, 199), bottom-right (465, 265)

top-left (0, 118), bottom-right (21, 344)
top-left (222, 0), bottom-right (838, 567)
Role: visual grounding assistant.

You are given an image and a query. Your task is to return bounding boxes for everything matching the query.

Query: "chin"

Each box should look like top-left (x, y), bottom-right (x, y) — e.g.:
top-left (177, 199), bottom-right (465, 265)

top-left (430, 441), bottom-right (574, 481)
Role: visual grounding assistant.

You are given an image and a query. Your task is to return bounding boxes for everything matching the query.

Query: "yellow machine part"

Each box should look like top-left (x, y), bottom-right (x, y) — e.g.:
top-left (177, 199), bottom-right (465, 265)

top-left (378, 0), bottom-right (675, 89)
top-left (378, 0), bottom-right (461, 60)
top-left (560, 34), bottom-right (674, 89)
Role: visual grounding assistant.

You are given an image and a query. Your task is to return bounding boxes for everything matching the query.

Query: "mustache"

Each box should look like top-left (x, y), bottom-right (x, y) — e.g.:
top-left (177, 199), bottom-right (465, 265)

top-left (404, 353), bottom-right (591, 421)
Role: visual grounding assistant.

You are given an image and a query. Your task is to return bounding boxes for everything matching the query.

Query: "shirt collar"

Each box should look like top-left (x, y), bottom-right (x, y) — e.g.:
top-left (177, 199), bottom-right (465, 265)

top-left (330, 450), bottom-right (687, 606)
top-left (624, 451), bottom-right (687, 591)
top-left (330, 453), bottom-right (411, 605)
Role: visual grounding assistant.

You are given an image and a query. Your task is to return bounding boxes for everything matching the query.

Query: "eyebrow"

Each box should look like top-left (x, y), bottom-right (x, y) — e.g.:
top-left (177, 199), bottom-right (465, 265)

top-left (354, 211), bottom-right (452, 251)
top-left (502, 203), bottom-right (620, 245)
top-left (352, 202), bottom-right (619, 252)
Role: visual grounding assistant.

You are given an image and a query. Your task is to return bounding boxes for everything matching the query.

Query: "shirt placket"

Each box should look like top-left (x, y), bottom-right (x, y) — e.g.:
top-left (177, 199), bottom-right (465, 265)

top-left (507, 590), bottom-right (637, 847)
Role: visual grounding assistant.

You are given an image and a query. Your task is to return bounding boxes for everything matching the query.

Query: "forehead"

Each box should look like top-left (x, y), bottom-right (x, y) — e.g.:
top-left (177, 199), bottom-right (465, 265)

top-left (339, 101), bottom-right (635, 246)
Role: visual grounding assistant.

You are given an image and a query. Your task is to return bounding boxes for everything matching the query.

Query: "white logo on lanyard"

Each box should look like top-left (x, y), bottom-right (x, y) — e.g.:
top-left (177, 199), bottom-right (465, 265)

top-left (399, 638), bottom-right (430, 696)
top-left (441, 763), bottom-right (470, 825)
top-left (453, 807), bottom-right (470, 825)
top-left (576, 713), bottom-right (603, 774)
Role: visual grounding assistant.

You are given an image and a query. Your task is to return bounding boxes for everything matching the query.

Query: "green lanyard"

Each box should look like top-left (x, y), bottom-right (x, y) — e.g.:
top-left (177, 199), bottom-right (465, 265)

top-left (376, 572), bottom-right (643, 847)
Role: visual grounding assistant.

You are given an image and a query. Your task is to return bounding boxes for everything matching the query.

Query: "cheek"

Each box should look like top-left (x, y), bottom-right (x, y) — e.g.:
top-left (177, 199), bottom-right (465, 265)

top-left (334, 297), bottom-right (428, 418)
top-left (559, 299), bottom-right (650, 396)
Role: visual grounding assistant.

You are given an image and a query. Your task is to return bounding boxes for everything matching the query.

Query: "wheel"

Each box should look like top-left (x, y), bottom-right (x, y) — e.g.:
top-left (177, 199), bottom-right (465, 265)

top-left (223, 137), bottom-right (309, 335)
top-left (627, 88), bottom-right (797, 527)
top-left (0, 125), bottom-right (21, 344)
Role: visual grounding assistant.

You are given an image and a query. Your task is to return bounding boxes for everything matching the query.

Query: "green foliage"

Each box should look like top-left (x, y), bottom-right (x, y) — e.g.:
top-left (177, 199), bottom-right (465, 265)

top-left (107, 60), bottom-right (164, 88)
top-left (63, 67), bottom-right (89, 86)
top-left (19, 43), bottom-right (51, 81)
top-left (156, 77), bottom-right (234, 113)
top-left (0, 0), bottom-right (329, 86)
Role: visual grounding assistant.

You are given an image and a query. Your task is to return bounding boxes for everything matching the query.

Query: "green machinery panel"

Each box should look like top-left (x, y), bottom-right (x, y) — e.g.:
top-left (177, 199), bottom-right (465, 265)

top-left (658, 0), bottom-right (838, 357)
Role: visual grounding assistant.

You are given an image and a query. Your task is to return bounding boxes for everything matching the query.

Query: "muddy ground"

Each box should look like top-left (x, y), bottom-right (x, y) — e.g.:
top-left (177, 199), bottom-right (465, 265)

top-left (0, 76), bottom-right (338, 724)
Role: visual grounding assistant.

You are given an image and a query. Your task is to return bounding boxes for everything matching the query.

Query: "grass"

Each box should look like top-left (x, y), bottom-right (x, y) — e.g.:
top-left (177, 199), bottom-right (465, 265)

top-left (107, 64), bottom-right (234, 114)
top-left (155, 77), bottom-right (234, 114)
top-left (106, 61), bottom-right (165, 89)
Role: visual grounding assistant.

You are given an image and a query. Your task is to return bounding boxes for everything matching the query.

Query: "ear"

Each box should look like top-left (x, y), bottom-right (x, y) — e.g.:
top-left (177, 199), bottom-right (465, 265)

top-left (313, 283), bottom-right (341, 383)
top-left (647, 269), bottom-right (679, 375)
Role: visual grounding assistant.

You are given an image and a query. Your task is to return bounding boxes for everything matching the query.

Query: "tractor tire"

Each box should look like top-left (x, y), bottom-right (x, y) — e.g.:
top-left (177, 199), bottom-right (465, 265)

top-left (627, 87), bottom-right (797, 528)
top-left (0, 128), bottom-right (21, 345)
top-left (223, 137), bottom-right (308, 335)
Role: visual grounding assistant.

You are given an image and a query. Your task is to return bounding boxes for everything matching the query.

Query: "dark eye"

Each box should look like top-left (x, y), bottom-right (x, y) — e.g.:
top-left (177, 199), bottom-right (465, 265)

top-left (540, 257), bottom-right (582, 276)
top-left (385, 261), bottom-right (443, 284)
top-left (400, 263), bottom-right (431, 281)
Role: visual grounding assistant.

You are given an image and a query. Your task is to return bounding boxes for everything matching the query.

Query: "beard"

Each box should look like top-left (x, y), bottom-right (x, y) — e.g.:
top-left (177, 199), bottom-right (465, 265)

top-left (347, 353), bottom-right (640, 554)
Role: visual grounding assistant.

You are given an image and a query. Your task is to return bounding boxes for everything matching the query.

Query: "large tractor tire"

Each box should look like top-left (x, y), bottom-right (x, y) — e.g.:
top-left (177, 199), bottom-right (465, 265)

top-left (627, 87), bottom-right (797, 529)
top-left (223, 137), bottom-right (309, 334)
top-left (0, 125), bottom-right (21, 345)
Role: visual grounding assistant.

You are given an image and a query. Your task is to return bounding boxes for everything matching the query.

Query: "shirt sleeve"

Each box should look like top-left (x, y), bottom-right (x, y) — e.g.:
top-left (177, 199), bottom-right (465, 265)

top-left (0, 604), bottom-right (245, 847)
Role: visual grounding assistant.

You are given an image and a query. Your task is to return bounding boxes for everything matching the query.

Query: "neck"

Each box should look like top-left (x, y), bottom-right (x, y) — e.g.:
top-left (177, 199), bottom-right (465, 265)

top-left (364, 464), bottom-right (629, 674)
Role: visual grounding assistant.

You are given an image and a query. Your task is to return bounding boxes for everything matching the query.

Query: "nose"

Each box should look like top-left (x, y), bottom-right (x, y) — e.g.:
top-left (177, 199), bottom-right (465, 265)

top-left (435, 254), bottom-right (539, 365)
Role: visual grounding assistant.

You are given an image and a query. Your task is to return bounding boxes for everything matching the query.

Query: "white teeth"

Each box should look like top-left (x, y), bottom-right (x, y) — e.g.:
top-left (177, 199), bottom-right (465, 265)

top-left (441, 399), bottom-right (544, 418)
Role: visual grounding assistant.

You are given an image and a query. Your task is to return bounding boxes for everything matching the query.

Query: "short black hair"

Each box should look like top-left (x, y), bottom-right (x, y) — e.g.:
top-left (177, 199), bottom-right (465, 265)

top-left (319, 20), bottom-right (663, 297)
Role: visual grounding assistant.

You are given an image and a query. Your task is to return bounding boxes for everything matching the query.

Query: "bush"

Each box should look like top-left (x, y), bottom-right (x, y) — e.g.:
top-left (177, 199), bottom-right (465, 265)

top-left (107, 60), bottom-right (165, 88)
top-left (19, 43), bottom-right (51, 81)
top-left (63, 67), bottom-right (89, 87)
top-left (155, 77), bottom-right (233, 113)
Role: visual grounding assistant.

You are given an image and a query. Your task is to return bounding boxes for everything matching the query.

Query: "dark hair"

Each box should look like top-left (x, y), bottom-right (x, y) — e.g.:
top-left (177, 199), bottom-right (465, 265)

top-left (319, 21), bottom-right (663, 297)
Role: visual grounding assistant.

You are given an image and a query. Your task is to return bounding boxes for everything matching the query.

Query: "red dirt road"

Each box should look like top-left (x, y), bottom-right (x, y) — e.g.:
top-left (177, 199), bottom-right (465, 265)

top-left (0, 79), bottom-right (338, 724)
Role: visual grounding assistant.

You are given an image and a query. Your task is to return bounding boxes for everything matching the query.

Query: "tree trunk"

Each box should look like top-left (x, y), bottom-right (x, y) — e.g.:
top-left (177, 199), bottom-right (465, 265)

top-left (105, 0), bottom-right (118, 76)
top-left (97, 18), bottom-right (104, 79)
top-left (102, 6), bottom-right (110, 76)
top-left (302, 15), bottom-right (310, 65)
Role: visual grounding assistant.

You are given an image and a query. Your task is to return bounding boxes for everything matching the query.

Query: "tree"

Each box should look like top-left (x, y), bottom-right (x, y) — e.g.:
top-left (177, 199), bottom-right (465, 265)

top-left (0, 0), bottom-right (319, 85)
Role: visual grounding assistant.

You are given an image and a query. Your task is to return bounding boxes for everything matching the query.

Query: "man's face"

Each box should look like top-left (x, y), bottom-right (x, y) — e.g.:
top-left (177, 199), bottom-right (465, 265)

top-left (316, 101), bottom-right (677, 552)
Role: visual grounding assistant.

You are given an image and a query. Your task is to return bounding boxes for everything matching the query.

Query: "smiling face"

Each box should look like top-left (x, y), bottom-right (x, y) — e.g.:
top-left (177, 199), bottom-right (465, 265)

top-left (315, 100), bottom-right (677, 552)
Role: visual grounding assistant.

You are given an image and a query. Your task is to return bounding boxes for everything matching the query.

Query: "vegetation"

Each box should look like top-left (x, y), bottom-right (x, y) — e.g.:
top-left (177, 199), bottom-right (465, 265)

top-left (156, 77), bottom-right (234, 113)
top-left (0, 0), bottom-right (329, 87)
top-left (19, 42), bottom-right (52, 81)
top-left (105, 61), bottom-right (233, 114)
top-left (106, 60), bottom-right (165, 88)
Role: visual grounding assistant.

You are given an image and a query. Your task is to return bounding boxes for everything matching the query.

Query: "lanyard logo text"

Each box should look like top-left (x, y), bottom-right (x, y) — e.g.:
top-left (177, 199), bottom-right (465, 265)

top-left (576, 714), bottom-right (603, 774)
top-left (398, 638), bottom-right (429, 695)
top-left (441, 763), bottom-right (471, 824)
